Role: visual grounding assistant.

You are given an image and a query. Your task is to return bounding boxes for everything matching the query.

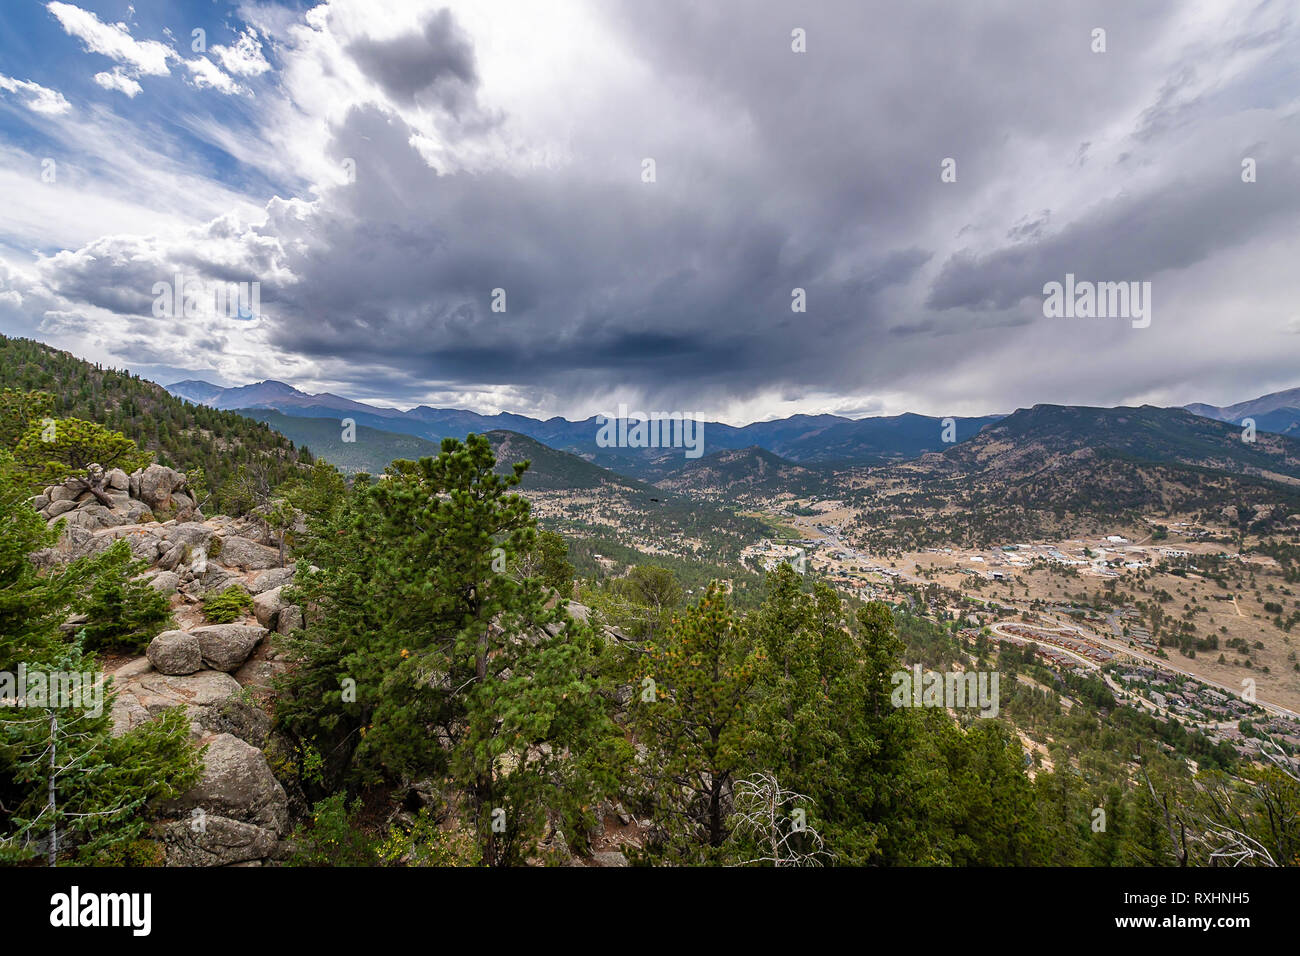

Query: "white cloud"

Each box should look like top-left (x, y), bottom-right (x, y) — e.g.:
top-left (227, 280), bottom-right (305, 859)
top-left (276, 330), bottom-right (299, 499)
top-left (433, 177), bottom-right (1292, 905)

top-left (0, 73), bottom-right (71, 114)
top-left (46, 2), bottom-right (175, 76)
top-left (212, 29), bottom-right (272, 77)
top-left (93, 68), bottom-right (143, 98)
top-left (183, 56), bottom-right (242, 95)
top-left (0, 111), bottom-right (266, 265)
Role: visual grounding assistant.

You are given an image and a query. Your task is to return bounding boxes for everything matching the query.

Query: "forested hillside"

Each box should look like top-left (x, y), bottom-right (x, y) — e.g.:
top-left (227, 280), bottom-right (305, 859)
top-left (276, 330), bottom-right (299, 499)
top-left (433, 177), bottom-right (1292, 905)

top-left (0, 335), bottom-right (310, 513)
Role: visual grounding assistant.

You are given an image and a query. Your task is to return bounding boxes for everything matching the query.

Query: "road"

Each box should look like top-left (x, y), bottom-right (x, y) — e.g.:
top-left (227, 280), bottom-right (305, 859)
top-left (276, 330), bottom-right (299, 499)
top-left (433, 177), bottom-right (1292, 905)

top-left (776, 514), bottom-right (1300, 720)
top-left (1031, 609), bottom-right (1300, 721)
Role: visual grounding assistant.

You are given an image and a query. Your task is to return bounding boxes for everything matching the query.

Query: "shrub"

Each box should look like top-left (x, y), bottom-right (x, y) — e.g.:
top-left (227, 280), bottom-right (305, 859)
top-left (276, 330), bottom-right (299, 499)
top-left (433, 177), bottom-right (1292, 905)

top-left (83, 838), bottom-right (166, 867)
top-left (377, 807), bottom-right (481, 867)
top-left (202, 586), bottom-right (253, 624)
top-left (288, 794), bottom-right (378, 866)
top-left (77, 541), bottom-right (174, 651)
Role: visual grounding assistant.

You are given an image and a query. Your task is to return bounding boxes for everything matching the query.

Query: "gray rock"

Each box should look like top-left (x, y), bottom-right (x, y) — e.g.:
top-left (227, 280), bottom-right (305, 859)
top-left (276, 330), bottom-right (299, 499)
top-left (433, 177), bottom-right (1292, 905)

top-left (107, 467), bottom-right (130, 490)
top-left (192, 624), bottom-right (267, 672)
top-left (248, 564), bottom-right (295, 594)
top-left (112, 657), bottom-right (154, 680)
top-left (60, 505), bottom-right (130, 531)
top-left (31, 494), bottom-right (49, 511)
top-left (134, 670), bottom-right (242, 708)
top-left (157, 542), bottom-right (187, 571)
top-left (276, 605), bottom-right (303, 635)
top-left (162, 732), bottom-right (288, 833)
top-left (109, 693), bottom-right (151, 737)
top-left (45, 499), bottom-right (76, 517)
top-left (133, 671), bottom-right (242, 715)
top-left (109, 670), bottom-right (243, 736)
top-left (147, 630), bottom-right (202, 675)
top-left (48, 485), bottom-right (76, 503)
top-left (59, 612), bottom-right (89, 635)
top-left (138, 464), bottom-right (186, 509)
top-left (160, 814), bottom-right (279, 867)
top-left (232, 657), bottom-right (285, 696)
top-left (120, 499), bottom-right (155, 523)
top-left (591, 850), bottom-right (628, 867)
top-left (146, 570), bottom-right (181, 594)
top-left (193, 696), bottom-right (272, 748)
top-left (162, 522), bottom-right (213, 548)
top-left (194, 566), bottom-right (241, 595)
top-left (171, 492), bottom-right (199, 521)
top-left (116, 529), bottom-right (164, 561)
top-left (214, 535), bottom-right (281, 571)
top-left (49, 524), bottom-right (112, 562)
top-left (252, 587), bottom-right (285, 629)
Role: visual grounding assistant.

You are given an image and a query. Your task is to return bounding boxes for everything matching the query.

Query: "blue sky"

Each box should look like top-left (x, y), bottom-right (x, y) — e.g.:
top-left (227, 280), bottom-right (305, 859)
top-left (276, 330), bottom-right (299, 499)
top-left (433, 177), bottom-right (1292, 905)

top-left (1, 1), bottom-right (1298, 424)
top-left (0, 2), bottom-right (297, 204)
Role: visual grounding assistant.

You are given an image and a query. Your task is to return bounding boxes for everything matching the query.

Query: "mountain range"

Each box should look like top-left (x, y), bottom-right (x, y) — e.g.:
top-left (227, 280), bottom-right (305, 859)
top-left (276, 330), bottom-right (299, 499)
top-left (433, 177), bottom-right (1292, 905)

top-left (170, 376), bottom-right (1300, 486)
top-left (1184, 389), bottom-right (1300, 438)
top-left (167, 378), bottom-right (1003, 475)
top-left (838, 402), bottom-right (1300, 550)
top-left (9, 334), bottom-right (1300, 555)
top-left (912, 403), bottom-right (1300, 484)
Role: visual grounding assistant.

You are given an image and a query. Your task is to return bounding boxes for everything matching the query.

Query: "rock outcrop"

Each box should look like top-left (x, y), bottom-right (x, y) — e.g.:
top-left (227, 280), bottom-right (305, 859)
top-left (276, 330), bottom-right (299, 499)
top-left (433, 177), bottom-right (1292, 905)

top-left (34, 462), bottom-right (304, 866)
top-left (156, 733), bottom-right (289, 866)
top-left (33, 464), bottom-right (200, 529)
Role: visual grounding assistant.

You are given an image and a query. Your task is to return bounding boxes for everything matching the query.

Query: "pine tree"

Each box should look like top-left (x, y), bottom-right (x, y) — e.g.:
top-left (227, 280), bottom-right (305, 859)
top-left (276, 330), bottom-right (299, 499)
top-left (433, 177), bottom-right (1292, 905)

top-left (631, 583), bottom-right (761, 862)
top-left (276, 435), bottom-right (619, 865)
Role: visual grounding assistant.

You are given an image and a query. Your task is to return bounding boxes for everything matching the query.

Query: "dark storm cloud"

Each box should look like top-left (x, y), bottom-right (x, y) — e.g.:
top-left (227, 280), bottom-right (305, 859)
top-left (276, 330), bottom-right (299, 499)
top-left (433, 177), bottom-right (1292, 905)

top-left (255, 101), bottom-right (914, 404)
top-left (235, 0), bottom-right (1299, 412)
top-left (346, 8), bottom-right (480, 116)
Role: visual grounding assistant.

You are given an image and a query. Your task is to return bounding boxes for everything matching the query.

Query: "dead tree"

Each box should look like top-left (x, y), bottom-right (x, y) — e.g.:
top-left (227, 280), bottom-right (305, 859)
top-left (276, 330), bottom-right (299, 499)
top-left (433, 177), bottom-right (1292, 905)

top-left (729, 771), bottom-right (832, 867)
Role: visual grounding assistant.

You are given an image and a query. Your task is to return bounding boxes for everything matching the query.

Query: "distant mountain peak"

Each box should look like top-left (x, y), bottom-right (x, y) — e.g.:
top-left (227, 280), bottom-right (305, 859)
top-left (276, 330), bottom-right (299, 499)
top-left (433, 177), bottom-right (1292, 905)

top-left (1183, 385), bottom-right (1300, 440)
top-left (255, 379), bottom-right (302, 393)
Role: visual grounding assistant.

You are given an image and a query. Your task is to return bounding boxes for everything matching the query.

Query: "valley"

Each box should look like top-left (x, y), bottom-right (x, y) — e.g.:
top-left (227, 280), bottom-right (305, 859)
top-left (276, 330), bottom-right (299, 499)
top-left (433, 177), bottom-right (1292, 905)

top-left (188, 358), bottom-right (1300, 726)
top-left (745, 499), bottom-right (1300, 713)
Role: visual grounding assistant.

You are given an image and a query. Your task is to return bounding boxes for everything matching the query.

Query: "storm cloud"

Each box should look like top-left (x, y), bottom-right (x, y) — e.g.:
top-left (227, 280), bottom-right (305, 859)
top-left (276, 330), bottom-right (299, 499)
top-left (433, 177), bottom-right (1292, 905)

top-left (346, 8), bottom-right (480, 116)
top-left (4, 0), bottom-right (1299, 420)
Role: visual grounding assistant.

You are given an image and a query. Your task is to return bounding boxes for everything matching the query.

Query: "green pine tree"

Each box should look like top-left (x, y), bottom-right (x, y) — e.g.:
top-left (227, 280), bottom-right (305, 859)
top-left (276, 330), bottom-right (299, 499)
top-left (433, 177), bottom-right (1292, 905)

top-left (276, 435), bottom-right (621, 865)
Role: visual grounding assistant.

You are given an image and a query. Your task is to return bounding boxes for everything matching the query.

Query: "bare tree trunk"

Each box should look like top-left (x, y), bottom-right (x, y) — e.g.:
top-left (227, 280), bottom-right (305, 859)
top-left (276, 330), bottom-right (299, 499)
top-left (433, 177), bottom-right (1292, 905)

top-left (74, 477), bottom-right (114, 507)
top-left (476, 625), bottom-right (494, 866)
top-left (48, 711), bottom-right (57, 867)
